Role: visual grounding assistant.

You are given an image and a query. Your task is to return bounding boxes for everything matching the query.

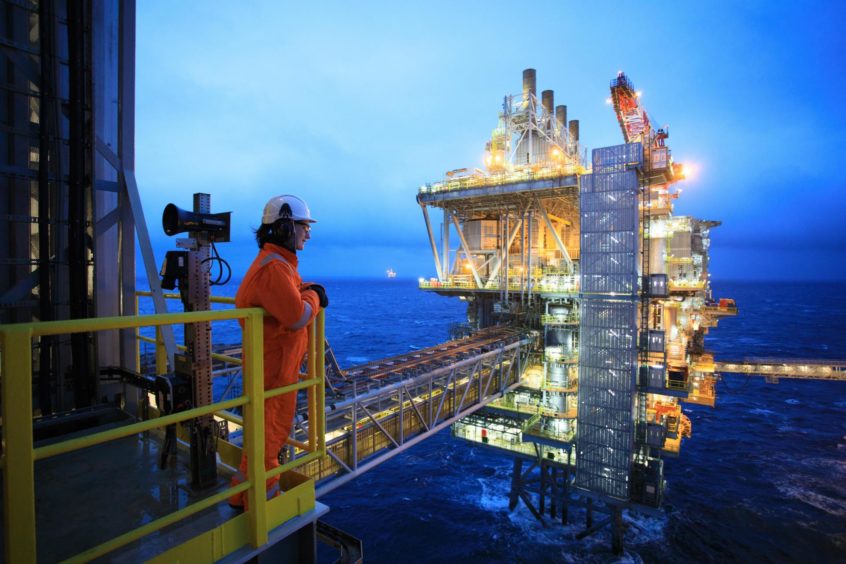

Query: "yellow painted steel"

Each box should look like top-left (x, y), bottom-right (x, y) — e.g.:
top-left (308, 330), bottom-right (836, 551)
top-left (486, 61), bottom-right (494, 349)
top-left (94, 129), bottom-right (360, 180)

top-left (155, 325), bottom-right (168, 374)
top-left (136, 290), bottom-right (235, 305)
top-left (147, 471), bottom-right (315, 564)
top-left (64, 483), bottom-right (250, 564)
top-left (0, 304), bottom-right (326, 563)
top-left (242, 306), bottom-right (269, 548)
top-left (308, 321), bottom-right (318, 451)
top-left (136, 290), bottom-right (241, 379)
top-left (1, 326), bottom-right (37, 563)
top-left (139, 333), bottom-right (242, 367)
top-left (34, 396), bottom-right (246, 461)
top-left (317, 312), bottom-right (327, 452)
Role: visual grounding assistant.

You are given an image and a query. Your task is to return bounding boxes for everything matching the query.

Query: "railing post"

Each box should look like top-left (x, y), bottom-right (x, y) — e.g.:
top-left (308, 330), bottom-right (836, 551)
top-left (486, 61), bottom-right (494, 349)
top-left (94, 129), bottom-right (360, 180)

top-left (242, 310), bottom-right (268, 547)
top-left (135, 295), bottom-right (141, 374)
top-left (307, 320), bottom-right (317, 451)
top-left (351, 381), bottom-right (358, 471)
top-left (2, 327), bottom-right (37, 563)
top-left (155, 325), bottom-right (167, 375)
top-left (316, 310), bottom-right (326, 454)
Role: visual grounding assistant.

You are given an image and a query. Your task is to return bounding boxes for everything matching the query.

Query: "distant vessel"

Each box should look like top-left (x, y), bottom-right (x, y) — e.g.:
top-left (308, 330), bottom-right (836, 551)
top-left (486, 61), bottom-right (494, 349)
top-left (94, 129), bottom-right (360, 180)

top-left (386, 268), bottom-right (397, 279)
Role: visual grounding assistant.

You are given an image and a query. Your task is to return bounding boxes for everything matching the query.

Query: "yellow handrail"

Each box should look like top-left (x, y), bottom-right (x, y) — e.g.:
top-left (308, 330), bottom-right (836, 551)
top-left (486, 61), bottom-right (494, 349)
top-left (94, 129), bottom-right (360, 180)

top-left (135, 290), bottom-right (241, 374)
top-left (0, 306), bottom-right (326, 563)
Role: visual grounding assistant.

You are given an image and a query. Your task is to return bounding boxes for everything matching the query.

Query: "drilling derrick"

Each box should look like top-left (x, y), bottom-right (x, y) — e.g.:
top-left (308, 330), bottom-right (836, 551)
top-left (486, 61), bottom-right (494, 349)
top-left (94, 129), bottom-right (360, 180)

top-left (417, 69), bottom-right (736, 547)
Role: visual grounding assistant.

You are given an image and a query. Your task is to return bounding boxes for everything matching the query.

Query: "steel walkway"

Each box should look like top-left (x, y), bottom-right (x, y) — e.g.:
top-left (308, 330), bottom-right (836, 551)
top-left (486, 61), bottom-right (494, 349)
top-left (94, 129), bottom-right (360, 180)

top-left (212, 327), bottom-right (534, 495)
top-left (302, 327), bottom-right (533, 495)
top-left (715, 358), bottom-right (846, 382)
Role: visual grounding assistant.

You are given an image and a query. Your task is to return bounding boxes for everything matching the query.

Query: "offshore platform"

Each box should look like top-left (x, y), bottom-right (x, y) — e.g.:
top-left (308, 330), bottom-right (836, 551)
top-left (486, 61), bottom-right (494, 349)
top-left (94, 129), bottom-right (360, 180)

top-left (415, 68), bottom-right (846, 547)
top-left (1, 2), bottom-right (844, 562)
top-left (417, 68), bottom-right (735, 544)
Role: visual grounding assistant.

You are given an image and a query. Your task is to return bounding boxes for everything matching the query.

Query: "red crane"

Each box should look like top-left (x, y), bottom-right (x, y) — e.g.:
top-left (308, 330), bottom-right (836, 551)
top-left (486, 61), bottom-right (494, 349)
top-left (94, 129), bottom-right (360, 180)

top-left (610, 72), bottom-right (674, 174)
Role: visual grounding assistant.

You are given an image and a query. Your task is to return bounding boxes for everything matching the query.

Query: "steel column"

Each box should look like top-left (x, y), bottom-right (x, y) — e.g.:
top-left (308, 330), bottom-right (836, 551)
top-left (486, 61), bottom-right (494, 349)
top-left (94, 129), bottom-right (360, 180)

top-left (420, 204), bottom-right (443, 281)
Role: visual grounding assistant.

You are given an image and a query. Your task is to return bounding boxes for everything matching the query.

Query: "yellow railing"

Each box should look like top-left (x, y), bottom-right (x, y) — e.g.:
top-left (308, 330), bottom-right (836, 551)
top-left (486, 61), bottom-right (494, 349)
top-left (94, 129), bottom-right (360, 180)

top-left (134, 291), bottom-right (240, 375)
top-left (0, 306), bottom-right (326, 563)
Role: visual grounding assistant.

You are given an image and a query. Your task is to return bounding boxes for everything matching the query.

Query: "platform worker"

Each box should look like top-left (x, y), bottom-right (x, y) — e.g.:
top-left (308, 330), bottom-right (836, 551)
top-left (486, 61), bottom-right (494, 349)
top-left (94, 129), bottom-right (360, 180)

top-left (229, 194), bottom-right (329, 510)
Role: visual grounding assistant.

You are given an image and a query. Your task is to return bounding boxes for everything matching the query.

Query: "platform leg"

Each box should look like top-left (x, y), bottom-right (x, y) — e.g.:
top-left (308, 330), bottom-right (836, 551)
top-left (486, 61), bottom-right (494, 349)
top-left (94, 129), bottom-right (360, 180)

top-left (612, 507), bottom-right (624, 555)
top-left (586, 497), bottom-right (593, 529)
top-left (508, 458), bottom-right (522, 511)
top-left (539, 461), bottom-right (546, 514)
top-left (550, 467), bottom-right (558, 519)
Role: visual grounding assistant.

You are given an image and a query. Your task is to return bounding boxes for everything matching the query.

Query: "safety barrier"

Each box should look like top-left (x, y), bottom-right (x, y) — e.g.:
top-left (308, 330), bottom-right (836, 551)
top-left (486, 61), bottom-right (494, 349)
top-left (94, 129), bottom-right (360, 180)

top-left (134, 291), bottom-right (240, 376)
top-left (418, 162), bottom-right (588, 195)
top-left (0, 305), bottom-right (326, 563)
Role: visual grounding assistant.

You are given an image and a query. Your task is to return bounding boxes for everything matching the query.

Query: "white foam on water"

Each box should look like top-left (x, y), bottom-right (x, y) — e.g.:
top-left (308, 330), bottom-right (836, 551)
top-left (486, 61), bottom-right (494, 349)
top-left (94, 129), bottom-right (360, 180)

top-left (474, 477), bottom-right (509, 512)
top-left (785, 398), bottom-right (801, 405)
top-left (622, 510), bottom-right (667, 545)
top-left (799, 456), bottom-right (846, 477)
top-left (775, 478), bottom-right (846, 517)
top-left (345, 356), bottom-right (369, 363)
top-left (748, 408), bottom-right (777, 417)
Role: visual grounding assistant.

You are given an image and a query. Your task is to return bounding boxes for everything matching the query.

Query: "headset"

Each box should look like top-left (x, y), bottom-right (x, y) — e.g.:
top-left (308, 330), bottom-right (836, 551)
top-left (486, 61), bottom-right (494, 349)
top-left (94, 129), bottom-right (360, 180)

top-left (272, 203), bottom-right (295, 250)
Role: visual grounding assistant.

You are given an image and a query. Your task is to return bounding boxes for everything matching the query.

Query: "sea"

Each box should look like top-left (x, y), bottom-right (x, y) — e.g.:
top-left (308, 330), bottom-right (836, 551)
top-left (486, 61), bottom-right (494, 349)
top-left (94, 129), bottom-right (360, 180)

top-left (138, 279), bottom-right (846, 562)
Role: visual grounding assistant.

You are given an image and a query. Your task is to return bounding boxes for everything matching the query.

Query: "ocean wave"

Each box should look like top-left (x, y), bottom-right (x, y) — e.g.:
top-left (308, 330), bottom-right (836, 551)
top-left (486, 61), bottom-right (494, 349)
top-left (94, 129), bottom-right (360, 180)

top-left (798, 457), bottom-right (846, 478)
top-left (748, 408), bottom-right (777, 417)
top-left (775, 480), bottom-right (846, 517)
top-left (345, 355), bottom-right (369, 363)
top-left (474, 477), bottom-right (509, 512)
top-left (785, 399), bottom-right (801, 405)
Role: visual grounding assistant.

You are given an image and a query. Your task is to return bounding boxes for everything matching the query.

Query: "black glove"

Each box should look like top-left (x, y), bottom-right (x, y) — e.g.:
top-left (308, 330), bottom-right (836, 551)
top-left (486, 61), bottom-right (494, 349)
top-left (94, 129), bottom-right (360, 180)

top-left (305, 283), bottom-right (329, 308)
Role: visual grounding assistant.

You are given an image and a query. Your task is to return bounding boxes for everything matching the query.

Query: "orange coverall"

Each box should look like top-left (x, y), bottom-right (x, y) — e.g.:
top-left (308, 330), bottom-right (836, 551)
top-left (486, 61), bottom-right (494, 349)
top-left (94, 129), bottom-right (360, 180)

top-left (229, 242), bottom-right (320, 507)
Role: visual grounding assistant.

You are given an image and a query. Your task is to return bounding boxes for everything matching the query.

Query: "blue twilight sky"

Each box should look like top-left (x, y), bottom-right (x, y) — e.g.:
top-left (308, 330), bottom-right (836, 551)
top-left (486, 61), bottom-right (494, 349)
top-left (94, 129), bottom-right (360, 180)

top-left (135, 1), bottom-right (846, 282)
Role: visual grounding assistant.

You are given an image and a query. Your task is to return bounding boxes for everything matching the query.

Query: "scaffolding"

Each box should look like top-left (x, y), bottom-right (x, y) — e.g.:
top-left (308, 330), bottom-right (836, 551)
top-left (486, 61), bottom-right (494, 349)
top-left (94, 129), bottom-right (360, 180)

top-left (574, 146), bottom-right (641, 500)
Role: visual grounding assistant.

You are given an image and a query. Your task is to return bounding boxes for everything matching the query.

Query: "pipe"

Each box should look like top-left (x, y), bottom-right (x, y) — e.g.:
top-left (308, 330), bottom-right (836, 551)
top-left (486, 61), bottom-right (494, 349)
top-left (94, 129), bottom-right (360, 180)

top-left (556, 105), bottom-right (567, 136)
top-left (541, 90), bottom-right (554, 115)
top-left (569, 119), bottom-right (580, 144)
top-left (522, 68), bottom-right (536, 101)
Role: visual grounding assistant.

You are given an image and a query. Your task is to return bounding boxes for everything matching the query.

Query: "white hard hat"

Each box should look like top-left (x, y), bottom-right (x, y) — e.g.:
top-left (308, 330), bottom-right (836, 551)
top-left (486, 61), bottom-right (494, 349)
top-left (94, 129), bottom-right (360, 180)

top-left (261, 194), bottom-right (316, 225)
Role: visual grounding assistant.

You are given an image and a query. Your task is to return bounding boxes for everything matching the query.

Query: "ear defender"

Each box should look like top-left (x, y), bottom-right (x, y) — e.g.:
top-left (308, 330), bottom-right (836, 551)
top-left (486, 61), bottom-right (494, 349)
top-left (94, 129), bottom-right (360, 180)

top-left (280, 220), bottom-right (294, 241)
top-left (276, 203), bottom-right (295, 241)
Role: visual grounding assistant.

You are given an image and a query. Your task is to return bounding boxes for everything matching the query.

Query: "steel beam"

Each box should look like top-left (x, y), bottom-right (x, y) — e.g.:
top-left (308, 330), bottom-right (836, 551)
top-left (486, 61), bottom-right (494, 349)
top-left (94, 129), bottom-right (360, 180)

top-left (420, 204), bottom-right (444, 281)
top-left (536, 196), bottom-right (572, 268)
top-left (486, 209), bottom-right (526, 289)
top-left (450, 212), bottom-right (483, 288)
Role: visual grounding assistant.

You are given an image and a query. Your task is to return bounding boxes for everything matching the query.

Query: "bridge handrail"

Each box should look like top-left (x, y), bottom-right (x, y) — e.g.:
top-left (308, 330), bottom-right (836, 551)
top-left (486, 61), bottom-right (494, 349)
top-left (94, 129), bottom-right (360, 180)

top-left (0, 307), bottom-right (326, 563)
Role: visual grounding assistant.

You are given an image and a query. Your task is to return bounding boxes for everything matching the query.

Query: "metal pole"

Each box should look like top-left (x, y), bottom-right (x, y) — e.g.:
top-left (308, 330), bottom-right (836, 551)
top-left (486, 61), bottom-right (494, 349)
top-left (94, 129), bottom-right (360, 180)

top-left (187, 193), bottom-right (216, 488)
top-left (243, 312), bottom-right (268, 547)
top-left (508, 458), bottom-right (522, 511)
top-left (351, 381), bottom-right (358, 470)
top-left (37, 0), bottom-right (55, 415)
top-left (2, 328), bottom-right (37, 562)
top-left (527, 210), bottom-right (533, 304)
top-left (421, 204), bottom-right (444, 281)
top-left (442, 209), bottom-right (450, 282)
top-left (398, 388), bottom-right (404, 445)
top-left (69, 0), bottom-right (94, 406)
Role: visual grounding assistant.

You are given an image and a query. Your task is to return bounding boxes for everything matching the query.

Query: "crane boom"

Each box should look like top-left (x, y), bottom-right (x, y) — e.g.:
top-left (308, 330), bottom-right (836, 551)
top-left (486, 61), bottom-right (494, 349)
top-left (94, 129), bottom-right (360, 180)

top-left (610, 72), bottom-right (652, 145)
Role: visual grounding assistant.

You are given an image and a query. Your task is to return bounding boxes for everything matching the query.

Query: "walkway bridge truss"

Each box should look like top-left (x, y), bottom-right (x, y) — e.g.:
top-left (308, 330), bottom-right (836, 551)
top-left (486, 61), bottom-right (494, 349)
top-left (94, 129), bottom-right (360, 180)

top-left (304, 328), bottom-right (533, 495)
top-left (716, 359), bottom-right (846, 383)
